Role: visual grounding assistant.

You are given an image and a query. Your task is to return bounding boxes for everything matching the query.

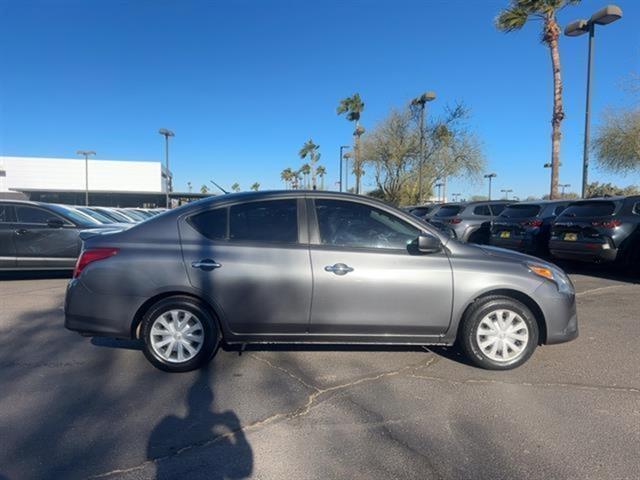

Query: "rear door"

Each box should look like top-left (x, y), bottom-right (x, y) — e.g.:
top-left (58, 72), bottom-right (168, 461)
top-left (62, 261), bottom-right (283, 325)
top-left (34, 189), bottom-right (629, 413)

top-left (0, 204), bottom-right (17, 269)
top-left (180, 198), bottom-right (312, 335)
top-left (308, 198), bottom-right (453, 336)
top-left (13, 205), bottom-right (80, 269)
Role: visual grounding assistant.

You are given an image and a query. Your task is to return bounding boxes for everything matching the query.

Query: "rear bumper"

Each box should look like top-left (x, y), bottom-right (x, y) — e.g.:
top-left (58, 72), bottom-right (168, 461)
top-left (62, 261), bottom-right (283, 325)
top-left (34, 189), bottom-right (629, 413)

top-left (64, 278), bottom-right (144, 339)
top-left (549, 240), bottom-right (618, 263)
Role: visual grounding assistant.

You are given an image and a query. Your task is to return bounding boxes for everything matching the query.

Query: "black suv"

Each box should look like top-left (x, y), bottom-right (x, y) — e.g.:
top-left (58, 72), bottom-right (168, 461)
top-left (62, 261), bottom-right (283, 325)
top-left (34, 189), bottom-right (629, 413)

top-left (549, 196), bottom-right (640, 266)
top-left (490, 200), bottom-right (570, 255)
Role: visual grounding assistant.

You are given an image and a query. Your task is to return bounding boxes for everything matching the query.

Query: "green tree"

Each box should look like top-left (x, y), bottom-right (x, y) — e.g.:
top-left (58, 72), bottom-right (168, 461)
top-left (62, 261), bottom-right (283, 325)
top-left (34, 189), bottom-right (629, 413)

top-left (250, 182), bottom-right (260, 191)
top-left (200, 184), bottom-right (209, 194)
top-left (585, 181), bottom-right (639, 198)
top-left (280, 167), bottom-right (295, 189)
top-left (496, 0), bottom-right (580, 199)
top-left (299, 139), bottom-right (321, 189)
top-left (231, 182), bottom-right (241, 193)
top-left (337, 93), bottom-right (365, 194)
top-left (593, 107), bottom-right (640, 174)
top-left (316, 165), bottom-right (327, 190)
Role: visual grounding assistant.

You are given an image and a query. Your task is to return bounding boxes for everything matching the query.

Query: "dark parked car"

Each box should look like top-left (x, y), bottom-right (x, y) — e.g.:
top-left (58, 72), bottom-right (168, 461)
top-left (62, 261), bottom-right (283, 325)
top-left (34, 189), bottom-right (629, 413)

top-left (490, 200), bottom-right (570, 255)
top-left (429, 201), bottom-right (510, 243)
top-left (65, 191), bottom-right (577, 372)
top-left (550, 196), bottom-right (640, 266)
top-left (0, 200), bottom-right (119, 270)
top-left (407, 203), bottom-right (438, 219)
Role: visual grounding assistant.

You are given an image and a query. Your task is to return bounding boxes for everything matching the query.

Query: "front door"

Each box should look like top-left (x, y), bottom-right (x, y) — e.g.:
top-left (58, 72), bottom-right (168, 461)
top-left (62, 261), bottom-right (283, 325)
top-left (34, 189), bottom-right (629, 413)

top-left (0, 204), bottom-right (17, 269)
top-left (308, 198), bottom-right (453, 337)
top-left (13, 205), bottom-right (80, 269)
top-left (180, 198), bottom-right (312, 335)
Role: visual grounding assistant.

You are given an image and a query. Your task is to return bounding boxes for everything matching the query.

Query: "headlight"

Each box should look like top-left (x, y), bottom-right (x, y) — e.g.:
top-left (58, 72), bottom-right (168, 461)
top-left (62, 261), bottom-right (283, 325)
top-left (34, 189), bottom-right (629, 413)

top-left (526, 263), bottom-right (574, 294)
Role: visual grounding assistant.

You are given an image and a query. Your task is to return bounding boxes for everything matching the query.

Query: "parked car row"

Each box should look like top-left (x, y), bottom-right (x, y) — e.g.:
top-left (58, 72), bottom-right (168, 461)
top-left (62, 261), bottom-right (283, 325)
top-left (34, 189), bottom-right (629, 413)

top-left (410, 196), bottom-right (640, 269)
top-left (0, 200), bottom-right (164, 270)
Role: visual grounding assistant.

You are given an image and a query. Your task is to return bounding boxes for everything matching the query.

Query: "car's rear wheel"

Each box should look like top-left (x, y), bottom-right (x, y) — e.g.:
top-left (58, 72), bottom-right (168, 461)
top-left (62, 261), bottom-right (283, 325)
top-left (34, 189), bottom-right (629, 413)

top-left (460, 295), bottom-right (539, 370)
top-left (141, 296), bottom-right (220, 372)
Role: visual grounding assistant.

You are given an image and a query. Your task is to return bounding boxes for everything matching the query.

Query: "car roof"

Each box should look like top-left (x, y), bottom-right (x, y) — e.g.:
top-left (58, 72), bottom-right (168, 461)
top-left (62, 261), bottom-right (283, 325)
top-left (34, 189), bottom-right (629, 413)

top-left (505, 199), bottom-right (569, 206)
top-left (0, 199), bottom-right (43, 206)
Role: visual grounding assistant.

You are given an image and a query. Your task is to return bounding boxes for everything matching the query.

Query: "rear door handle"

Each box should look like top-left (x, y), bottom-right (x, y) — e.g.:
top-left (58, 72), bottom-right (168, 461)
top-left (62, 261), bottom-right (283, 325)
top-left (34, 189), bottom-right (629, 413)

top-left (324, 263), bottom-right (354, 276)
top-left (191, 259), bottom-right (222, 271)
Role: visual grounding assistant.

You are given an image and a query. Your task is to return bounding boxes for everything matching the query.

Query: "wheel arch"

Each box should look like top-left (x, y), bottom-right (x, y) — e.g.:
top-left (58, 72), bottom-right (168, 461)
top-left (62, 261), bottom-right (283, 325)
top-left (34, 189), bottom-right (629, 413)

top-left (131, 291), bottom-right (223, 339)
top-left (459, 288), bottom-right (547, 344)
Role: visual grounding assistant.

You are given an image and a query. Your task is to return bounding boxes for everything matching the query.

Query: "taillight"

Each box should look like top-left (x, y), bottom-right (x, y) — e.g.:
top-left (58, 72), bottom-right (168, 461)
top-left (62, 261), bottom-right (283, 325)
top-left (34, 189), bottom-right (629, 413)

top-left (448, 218), bottom-right (462, 224)
top-left (73, 247), bottom-right (119, 278)
top-left (522, 219), bottom-right (543, 227)
top-left (591, 219), bottom-right (621, 228)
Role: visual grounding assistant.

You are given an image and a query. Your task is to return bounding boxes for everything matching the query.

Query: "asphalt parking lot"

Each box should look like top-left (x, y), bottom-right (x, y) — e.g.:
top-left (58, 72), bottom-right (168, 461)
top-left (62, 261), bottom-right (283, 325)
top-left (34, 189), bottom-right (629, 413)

top-left (0, 268), bottom-right (639, 480)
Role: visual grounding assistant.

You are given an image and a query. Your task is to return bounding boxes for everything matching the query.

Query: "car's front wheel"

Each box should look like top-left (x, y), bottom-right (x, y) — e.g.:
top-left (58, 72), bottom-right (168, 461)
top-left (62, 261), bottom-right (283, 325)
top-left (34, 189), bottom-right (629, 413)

top-left (460, 295), bottom-right (539, 370)
top-left (141, 296), bottom-right (220, 372)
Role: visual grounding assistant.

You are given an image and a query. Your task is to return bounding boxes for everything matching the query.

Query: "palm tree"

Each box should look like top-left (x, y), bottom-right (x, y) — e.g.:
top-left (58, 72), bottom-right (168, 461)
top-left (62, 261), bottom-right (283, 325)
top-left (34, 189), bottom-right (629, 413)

top-left (316, 165), bottom-right (327, 190)
top-left (299, 163), bottom-right (311, 189)
top-left (337, 93), bottom-right (365, 194)
top-left (291, 170), bottom-right (302, 189)
top-left (200, 184), bottom-right (209, 194)
top-left (250, 182), bottom-right (260, 191)
top-left (231, 182), bottom-right (241, 193)
top-left (495, 0), bottom-right (579, 199)
top-left (299, 139), bottom-right (321, 189)
top-left (187, 181), bottom-right (192, 192)
top-left (281, 168), bottom-right (294, 189)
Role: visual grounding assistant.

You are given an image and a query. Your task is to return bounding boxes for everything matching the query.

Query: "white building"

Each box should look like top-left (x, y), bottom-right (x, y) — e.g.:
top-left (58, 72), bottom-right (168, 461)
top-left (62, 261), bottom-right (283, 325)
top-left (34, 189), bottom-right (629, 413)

top-left (0, 155), bottom-right (186, 207)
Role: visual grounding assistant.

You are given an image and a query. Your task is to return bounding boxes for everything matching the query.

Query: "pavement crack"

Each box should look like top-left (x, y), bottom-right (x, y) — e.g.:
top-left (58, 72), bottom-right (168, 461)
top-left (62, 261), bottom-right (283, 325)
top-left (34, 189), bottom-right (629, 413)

top-left (407, 374), bottom-right (640, 394)
top-left (247, 353), bottom-right (320, 391)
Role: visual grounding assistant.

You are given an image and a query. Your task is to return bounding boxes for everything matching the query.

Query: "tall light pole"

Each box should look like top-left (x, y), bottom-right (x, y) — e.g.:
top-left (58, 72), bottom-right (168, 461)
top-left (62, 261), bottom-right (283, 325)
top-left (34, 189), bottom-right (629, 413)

top-left (451, 193), bottom-right (461, 202)
top-left (559, 183), bottom-right (571, 197)
top-left (339, 145), bottom-right (350, 192)
top-left (410, 91), bottom-right (436, 204)
top-left (76, 150), bottom-right (96, 206)
top-left (435, 182), bottom-right (444, 203)
top-left (501, 188), bottom-right (513, 200)
top-left (565, 5), bottom-right (623, 198)
top-left (484, 173), bottom-right (497, 200)
top-left (158, 128), bottom-right (175, 208)
top-left (343, 151), bottom-right (352, 192)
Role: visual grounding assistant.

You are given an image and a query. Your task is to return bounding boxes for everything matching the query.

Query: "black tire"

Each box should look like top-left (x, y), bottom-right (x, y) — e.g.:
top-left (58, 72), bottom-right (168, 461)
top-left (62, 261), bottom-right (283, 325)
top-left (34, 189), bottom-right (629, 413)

top-left (459, 295), bottom-right (539, 370)
top-left (141, 296), bottom-right (220, 372)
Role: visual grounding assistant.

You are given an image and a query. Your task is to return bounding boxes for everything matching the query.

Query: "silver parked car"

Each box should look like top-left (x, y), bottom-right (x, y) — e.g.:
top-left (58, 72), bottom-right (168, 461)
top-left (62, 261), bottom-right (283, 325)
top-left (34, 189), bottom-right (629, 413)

top-left (65, 191), bottom-right (578, 372)
top-left (429, 200), bottom-right (510, 244)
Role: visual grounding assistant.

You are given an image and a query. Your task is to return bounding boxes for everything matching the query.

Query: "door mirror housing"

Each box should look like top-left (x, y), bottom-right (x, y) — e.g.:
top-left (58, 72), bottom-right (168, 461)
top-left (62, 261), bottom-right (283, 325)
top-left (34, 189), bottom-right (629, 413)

top-left (47, 218), bottom-right (64, 229)
top-left (417, 233), bottom-right (442, 254)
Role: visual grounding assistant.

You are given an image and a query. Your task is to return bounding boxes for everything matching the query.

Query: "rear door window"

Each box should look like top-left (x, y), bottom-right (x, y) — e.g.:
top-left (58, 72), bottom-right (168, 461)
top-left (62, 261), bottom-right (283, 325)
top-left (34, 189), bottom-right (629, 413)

top-left (500, 204), bottom-right (540, 218)
top-left (553, 204), bottom-right (568, 216)
top-left (188, 208), bottom-right (228, 241)
top-left (229, 199), bottom-right (298, 244)
top-left (473, 205), bottom-right (491, 216)
top-left (15, 206), bottom-right (64, 225)
top-left (560, 201), bottom-right (616, 217)
top-left (434, 205), bottom-right (461, 217)
top-left (0, 205), bottom-right (15, 223)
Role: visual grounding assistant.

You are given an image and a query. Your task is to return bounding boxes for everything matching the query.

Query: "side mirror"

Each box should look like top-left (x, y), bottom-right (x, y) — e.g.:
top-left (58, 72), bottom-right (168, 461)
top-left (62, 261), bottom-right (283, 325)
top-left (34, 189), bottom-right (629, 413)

top-left (417, 233), bottom-right (442, 254)
top-left (47, 218), bottom-right (64, 229)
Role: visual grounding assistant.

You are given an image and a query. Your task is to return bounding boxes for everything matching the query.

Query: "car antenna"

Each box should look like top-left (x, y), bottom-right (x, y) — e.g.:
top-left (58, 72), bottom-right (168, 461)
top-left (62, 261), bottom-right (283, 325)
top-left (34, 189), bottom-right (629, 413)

top-left (209, 180), bottom-right (229, 194)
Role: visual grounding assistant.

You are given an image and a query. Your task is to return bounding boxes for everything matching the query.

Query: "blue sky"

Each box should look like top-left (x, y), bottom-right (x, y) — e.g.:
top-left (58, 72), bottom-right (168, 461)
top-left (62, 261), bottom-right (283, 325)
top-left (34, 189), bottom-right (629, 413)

top-left (1, 0), bottom-right (638, 199)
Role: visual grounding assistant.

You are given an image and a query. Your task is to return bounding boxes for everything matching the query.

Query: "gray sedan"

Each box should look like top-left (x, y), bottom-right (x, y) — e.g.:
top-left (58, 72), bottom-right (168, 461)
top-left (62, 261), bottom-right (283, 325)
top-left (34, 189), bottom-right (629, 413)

top-left (64, 191), bottom-right (578, 372)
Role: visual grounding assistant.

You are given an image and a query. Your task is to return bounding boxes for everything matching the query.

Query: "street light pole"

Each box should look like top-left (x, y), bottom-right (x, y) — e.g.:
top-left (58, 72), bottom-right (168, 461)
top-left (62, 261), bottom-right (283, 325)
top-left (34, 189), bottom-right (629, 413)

top-left (559, 183), bottom-right (571, 197)
top-left (484, 173), bottom-right (497, 200)
top-left (565, 5), bottom-right (623, 198)
top-left (158, 128), bottom-right (175, 208)
top-left (339, 145), bottom-right (350, 192)
top-left (501, 189), bottom-right (513, 200)
top-left (435, 182), bottom-right (444, 203)
top-left (76, 150), bottom-right (96, 206)
top-left (410, 91), bottom-right (436, 204)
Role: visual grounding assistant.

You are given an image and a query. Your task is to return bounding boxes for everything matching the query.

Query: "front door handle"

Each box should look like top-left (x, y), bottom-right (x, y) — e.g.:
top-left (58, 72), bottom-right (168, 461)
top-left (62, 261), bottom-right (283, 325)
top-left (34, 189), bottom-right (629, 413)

top-left (191, 259), bottom-right (222, 271)
top-left (324, 263), bottom-right (354, 276)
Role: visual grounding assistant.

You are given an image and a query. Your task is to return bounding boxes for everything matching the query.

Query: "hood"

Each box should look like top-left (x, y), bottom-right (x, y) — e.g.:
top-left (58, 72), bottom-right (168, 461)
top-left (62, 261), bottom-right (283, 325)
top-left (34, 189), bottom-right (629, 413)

top-left (476, 244), bottom-right (554, 267)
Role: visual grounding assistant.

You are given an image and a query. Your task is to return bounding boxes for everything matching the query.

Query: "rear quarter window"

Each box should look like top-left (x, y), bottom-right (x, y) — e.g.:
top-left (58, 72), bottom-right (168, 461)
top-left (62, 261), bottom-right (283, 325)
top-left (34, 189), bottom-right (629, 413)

top-left (435, 205), bottom-right (461, 217)
top-left (188, 208), bottom-right (228, 240)
top-left (633, 202), bottom-right (640, 215)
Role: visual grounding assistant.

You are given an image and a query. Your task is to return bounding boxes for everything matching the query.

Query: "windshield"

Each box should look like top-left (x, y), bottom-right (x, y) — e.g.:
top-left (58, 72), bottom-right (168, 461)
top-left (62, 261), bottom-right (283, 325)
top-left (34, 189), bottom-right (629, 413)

top-left (49, 205), bottom-right (101, 226)
top-left (95, 208), bottom-right (135, 223)
top-left (499, 204), bottom-right (541, 218)
top-left (560, 201), bottom-right (616, 218)
top-left (435, 205), bottom-right (462, 217)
